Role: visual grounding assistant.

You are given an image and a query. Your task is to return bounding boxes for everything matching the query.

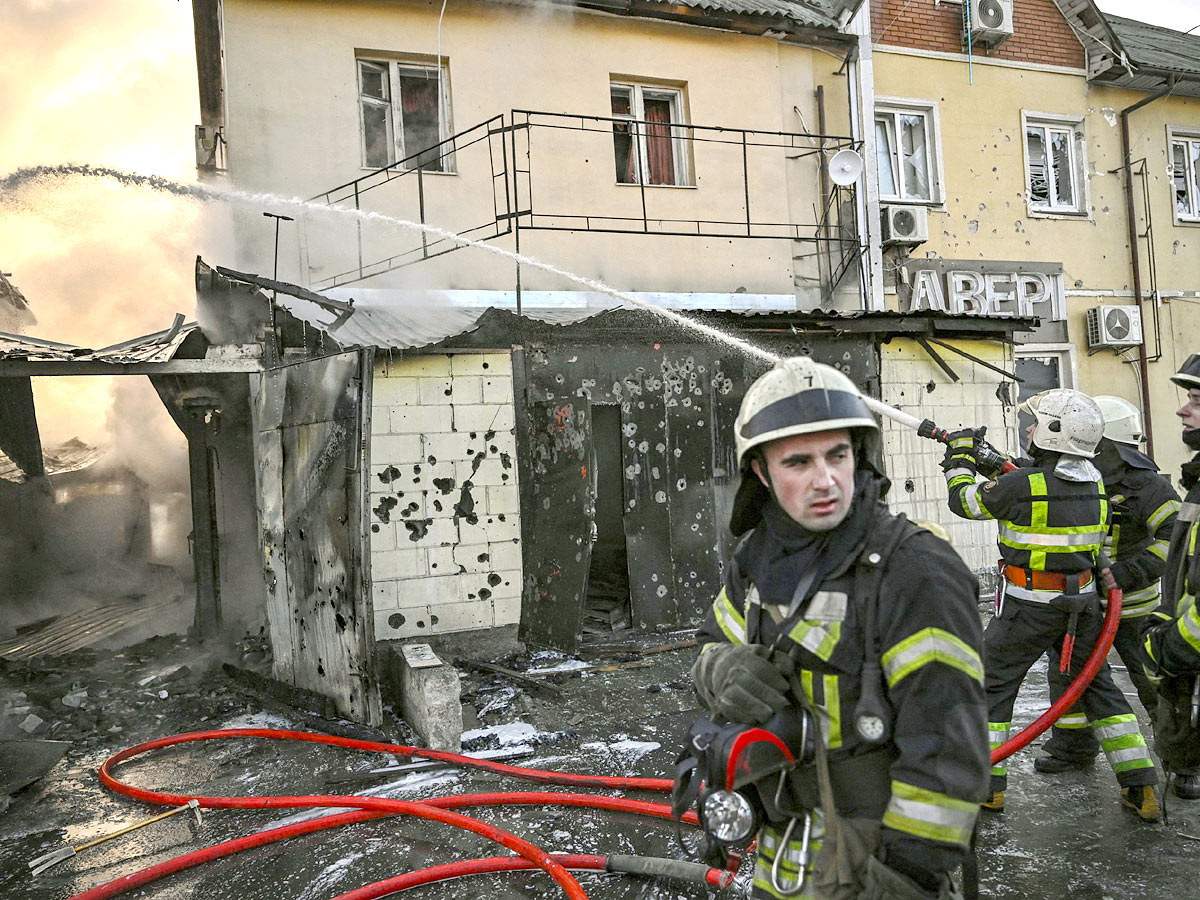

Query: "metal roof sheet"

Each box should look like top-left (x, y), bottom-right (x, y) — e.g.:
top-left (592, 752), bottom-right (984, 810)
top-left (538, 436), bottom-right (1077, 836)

top-left (668, 0), bottom-right (843, 29)
top-left (0, 319), bottom-right (198, 365)
top-left (0, 439), bottom-right (107, 483)
top-left (1106, 14), bottom-right (1200, 79)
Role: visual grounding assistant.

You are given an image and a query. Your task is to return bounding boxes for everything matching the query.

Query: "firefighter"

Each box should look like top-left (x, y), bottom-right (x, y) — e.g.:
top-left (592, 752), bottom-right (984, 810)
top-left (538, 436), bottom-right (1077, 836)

top-left (942, 388), bottom-right (1160, 820)
top-left (1143, 354), bottom-right (1200, 797)
top-left (692, 357), bottom-right (988, 900)
top-left (1035, 396), bottom-right (1180, 776)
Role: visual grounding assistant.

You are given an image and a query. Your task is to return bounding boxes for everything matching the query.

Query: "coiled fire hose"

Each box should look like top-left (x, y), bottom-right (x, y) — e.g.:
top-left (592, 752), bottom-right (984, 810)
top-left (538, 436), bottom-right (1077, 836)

top-left (66, 728), bottom-right (730, 900)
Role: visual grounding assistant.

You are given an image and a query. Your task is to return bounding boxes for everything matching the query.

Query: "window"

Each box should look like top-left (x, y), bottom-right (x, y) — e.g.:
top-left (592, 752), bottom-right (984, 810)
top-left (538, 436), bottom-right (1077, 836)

top-left (875, 101), bottom-right (940, 203)
top-left (1022, 113), bottom-right (1085, 214)
top-left (357, 58), bottom-right (452, 172)
top-left (610, 82), bottom-right (690, 186)
top-left (1170, 130), bottom-right (1200, 223)
top-left (1014, 345), bottom-right (1076, 449)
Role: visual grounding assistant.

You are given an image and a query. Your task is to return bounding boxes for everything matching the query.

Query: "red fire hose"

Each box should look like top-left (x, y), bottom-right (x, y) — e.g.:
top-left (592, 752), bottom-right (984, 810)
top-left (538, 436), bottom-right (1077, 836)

top-left (990, 585), bottom-right (1123, 763)
top-left (71, 728), bottom-right (713, 900)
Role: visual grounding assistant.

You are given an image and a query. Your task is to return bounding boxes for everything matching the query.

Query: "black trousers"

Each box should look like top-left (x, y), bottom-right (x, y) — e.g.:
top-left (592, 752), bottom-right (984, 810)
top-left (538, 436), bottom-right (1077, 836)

top-left (1043, 615), bottom-right (1159, 763)
top-left (984, 595), bottom-right (1157, 791)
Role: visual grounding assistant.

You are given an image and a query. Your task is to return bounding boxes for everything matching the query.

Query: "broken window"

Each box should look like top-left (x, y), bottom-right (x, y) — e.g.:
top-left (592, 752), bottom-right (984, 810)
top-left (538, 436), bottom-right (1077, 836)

top-left (610, 82), bottom-right (690, 186)
top-left (1170, 133), bottom-right (1200, 222)
top-left (874, 102), bottom-right (938, 203)
top-left (1024, 116), bottom-right (1083, 213)
top-left (357, 58), bottom-right (453, 172)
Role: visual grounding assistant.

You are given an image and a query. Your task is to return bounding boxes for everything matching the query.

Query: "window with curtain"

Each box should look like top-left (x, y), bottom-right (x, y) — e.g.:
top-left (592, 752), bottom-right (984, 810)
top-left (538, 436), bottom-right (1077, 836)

top-left (874, 103), bottom-right (938, 203)
top-left (357, 58), bottom-right (453, 172)
top-left (1170, 133), bottom-right (1200, 222)
top-left (1023, 115), bottom-right (1083, 214)
top-left (610, 82), bottom-right (689, 186)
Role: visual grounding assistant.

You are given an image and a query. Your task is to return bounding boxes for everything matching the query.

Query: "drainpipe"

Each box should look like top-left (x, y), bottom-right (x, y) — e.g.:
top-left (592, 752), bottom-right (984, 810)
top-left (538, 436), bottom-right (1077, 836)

top-left (1119, 76), bottom-right (1175, 458)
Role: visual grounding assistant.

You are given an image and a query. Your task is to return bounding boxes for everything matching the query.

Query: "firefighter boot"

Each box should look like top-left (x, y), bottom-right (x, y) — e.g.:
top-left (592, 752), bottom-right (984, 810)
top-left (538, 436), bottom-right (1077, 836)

top-left (1033, 754), bottom-right (1093, 774)
top-left (980, 792), bottom-right (1005, 811)
top-left (1120, 785), bottom-right (1161, 822)
top-left (1173, 774), bottom-right (1200, 800)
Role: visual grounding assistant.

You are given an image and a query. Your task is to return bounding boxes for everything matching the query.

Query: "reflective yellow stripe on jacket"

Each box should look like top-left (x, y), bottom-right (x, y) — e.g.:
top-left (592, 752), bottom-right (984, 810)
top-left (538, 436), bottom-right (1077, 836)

top-left (882, 780), bottom-right (979, 847)
top-left (880, 628), bottom-right (984, 688)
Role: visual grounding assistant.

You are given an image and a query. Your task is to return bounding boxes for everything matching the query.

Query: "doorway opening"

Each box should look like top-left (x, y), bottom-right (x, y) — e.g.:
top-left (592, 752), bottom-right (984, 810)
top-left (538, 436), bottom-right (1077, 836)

top-left (582, 403), bottom-right (631, 637)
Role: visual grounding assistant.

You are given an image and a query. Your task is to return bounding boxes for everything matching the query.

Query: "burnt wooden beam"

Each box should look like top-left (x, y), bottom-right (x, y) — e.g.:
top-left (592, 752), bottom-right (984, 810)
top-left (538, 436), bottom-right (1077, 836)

top-left (0, 377), bottom-right (43, 478)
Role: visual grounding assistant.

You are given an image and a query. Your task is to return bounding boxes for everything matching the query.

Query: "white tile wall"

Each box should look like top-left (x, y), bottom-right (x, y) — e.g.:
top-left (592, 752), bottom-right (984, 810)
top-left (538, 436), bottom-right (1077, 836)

top-left (368, 352), bottom-right (524, 640)
top-left (879, 338), bottom-right (1017, 577)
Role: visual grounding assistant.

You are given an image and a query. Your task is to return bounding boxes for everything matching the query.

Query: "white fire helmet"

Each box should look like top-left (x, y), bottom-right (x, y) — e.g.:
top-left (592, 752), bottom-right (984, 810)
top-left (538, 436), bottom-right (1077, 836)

top-left (1019, 388), bottom-right (1104, 458)
top-left (734, 356), bottom-right (878, 471)
top-left (1093, 395), bottom-right (1144, 446)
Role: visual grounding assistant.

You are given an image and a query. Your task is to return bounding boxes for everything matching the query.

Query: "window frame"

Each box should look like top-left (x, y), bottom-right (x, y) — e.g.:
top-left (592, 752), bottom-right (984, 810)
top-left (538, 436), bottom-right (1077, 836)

top-left (873, 97), bottom-right (944, 206)
top-left (1021, 110), bottom-right (1088, 218)
top-left (356, 55), bottom-right (455, 174)
top-left (1013, 343), bottom-right (1078, 452)
top-left (1168, 126), bottom-right (1200, 226)
top-left (609, 80), bottom-right (693, 188)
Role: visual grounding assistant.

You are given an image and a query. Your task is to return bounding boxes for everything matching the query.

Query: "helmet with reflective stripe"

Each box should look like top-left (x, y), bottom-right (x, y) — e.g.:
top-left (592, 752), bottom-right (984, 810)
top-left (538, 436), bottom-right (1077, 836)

top-left (734, 356), bottom-right (877, 470)
top-left (1019, 388), bottom-right (1104, 458)
top-left (1171, 353), bottom-right (1200, 391)
top-left (1093, 395), bottom-right (1143, 445)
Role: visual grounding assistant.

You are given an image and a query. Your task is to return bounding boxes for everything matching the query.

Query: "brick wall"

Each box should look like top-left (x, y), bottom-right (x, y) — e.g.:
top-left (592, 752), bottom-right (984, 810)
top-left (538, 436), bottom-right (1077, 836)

top-left (870, 0), bottom-right (1085, 70)
top-left (880, 338), bottom-right (1017, 576)
top-left (368, 352), bottom-right (523, 641)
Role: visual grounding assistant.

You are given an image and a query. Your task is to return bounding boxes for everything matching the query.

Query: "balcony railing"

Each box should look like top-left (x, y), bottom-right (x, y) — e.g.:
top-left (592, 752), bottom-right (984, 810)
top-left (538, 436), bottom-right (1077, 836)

top-left (304, 110), bottom-right (864, 297)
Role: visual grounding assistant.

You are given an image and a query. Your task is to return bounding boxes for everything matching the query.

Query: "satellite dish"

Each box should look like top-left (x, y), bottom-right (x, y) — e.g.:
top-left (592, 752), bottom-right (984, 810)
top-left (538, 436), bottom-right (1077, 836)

top-left (828, 149), bottom-right (863, 186)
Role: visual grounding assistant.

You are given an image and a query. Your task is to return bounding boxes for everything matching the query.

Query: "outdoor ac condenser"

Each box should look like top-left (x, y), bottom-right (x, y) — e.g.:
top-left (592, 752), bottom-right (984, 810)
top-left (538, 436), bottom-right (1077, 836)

top-left (966, 0), bottom-right (1014, 47)
top-left (880, 205), bottom-right (929, 247)
top-left (1086, 305), bottom-right (1143, 349)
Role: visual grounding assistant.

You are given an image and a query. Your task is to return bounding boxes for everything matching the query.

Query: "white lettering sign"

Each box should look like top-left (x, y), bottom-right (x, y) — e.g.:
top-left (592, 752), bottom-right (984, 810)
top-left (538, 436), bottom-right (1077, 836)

top-left (904, 267), bottom-right (1065, 320)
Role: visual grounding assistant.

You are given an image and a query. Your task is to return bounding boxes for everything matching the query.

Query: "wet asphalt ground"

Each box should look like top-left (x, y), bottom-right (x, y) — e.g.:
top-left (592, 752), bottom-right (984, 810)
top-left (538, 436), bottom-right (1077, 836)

top-left (4, 622), bottom-right (1200, 900)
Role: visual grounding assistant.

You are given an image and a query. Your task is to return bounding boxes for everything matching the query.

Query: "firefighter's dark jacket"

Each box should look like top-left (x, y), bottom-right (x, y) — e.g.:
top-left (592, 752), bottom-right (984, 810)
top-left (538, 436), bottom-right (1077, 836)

top-left (1146, 459), bottom-right (1200, 674)
top-left (1102, 463), bottom-right (1180, 616)
top-left (944, 455), bottom-right (1109, 575)
top-left (696, 500), bottom-right (988, 876)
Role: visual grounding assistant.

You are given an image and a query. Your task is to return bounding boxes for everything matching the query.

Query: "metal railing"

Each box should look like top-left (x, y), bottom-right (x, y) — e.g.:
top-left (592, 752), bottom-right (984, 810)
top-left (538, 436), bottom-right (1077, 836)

top-left (304, 110), bottom-right (865, 298)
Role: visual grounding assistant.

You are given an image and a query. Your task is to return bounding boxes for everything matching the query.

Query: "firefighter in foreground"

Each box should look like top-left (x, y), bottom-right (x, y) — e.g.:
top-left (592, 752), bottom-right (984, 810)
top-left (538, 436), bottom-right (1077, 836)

top-left (1036, 396), bottom-right (1182, 781)
top-left (692, 357), bottom-right (988, 900)
top-left (1144, 354), bottom-right (1200, 790)
top-left (943, 388), bottom-right (1160, 820)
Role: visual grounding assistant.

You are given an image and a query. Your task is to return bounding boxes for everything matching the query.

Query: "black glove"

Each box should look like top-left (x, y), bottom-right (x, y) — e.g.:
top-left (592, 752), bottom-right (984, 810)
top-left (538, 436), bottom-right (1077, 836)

top-left (857, 855), bottom-right (949, 900)
top-left (691, 644), bottom-right (792, 725)
top-left (940, 427), bottom-right (981, 477)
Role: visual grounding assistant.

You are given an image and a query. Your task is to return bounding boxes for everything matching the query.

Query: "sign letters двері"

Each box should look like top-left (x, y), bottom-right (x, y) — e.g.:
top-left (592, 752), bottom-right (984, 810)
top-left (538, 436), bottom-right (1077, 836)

top-left (900, 259), bottom-right (1066, 321)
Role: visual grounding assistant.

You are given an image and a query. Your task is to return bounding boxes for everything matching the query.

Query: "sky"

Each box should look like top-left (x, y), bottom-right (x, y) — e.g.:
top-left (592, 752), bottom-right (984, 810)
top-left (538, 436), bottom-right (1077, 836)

top-left (0, 0), bottom-right (1197, 444)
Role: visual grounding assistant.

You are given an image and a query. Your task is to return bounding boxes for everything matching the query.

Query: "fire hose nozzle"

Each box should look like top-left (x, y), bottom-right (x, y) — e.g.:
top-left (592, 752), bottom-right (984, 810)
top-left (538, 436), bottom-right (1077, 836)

top-left (917, 419), bottom-right (949, 442)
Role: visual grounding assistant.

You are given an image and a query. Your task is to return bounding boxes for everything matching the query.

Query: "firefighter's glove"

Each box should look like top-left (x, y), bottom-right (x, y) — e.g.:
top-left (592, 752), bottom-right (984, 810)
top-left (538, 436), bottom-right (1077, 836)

top-left (940, 428), bottom-right (981, 479)
top-left (691, 644), bottom-right (791, 726)
top-left (858, 855), bottom-right (952, 900)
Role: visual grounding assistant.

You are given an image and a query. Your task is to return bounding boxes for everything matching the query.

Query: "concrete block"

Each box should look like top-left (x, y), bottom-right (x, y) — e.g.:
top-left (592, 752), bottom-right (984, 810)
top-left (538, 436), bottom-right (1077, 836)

top-left (484, 540), bottom-right (523, 571)
top-left (449, 375), bottom-right (483, 405)
top-left (485, 485), bottom-right (520, 514)
top-left (397, 573), bottom-right (467, 608)
top-left (372, 434), bottom-right (424, 465)
top-left (425, 491), bottom-right (458, 519)
top-left (369, 521), bottom-right (396, 552)
top-left (372, 579), bottom-right (399, 611)
top-left (454, 404), bottom-right (513, 434)
top-left (375, 605), bottom-right (429, 639)
top-left (455, 458), bottom-right (516, 486)
top-left (424, 545), bottom-right (457, 574)
top-left (398, 516), bottom-right (458, 548)
top-left (481, 375), bottom-right (514, 405)
top-left (396, 643), bottom-right (462, 751)
top-left (493, 593), bottom-right (521, 626)
top-left (418, 376), bottom-right (455, 405)
top-left (390, 405), bottom-right (452, 434)
top-left (430, 598), bottom-right (493, 633)
top-left (450, 352), bottom-right (509, 377)
top-left (424, 432), bottom-right (485, 461)
top-left (452, 543), bottom-right (494, 574)
top-left (373, 547), bottom-right (427, 580)
top-left (394, 355), bottom-right (452, 376)
top-left (372, 376), bottom-right (421, 406)
top-left (458, 515), bottom-right (521, 545)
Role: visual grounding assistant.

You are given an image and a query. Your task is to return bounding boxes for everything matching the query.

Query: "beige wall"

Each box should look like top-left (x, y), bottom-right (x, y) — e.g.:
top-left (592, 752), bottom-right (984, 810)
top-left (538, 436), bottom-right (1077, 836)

top-left (874, 50), bottom-right (1200, 481)
top-left (221, 0), bottom-right (858, 301)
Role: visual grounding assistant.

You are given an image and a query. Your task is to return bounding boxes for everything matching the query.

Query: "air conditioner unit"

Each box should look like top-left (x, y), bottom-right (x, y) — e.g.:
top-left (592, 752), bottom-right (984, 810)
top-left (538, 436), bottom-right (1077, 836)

top-left (965, 0), bottom-right (1014, 47)
top-left (880, 205), bottom-right (929, 246)
top-left (1086, 305), bottom-right (1143, 349)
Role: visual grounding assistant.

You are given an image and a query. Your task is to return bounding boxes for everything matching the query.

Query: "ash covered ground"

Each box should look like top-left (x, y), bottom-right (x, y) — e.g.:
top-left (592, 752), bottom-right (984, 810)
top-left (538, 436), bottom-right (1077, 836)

top-left (4, 623), bottom-right (1200, 900)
